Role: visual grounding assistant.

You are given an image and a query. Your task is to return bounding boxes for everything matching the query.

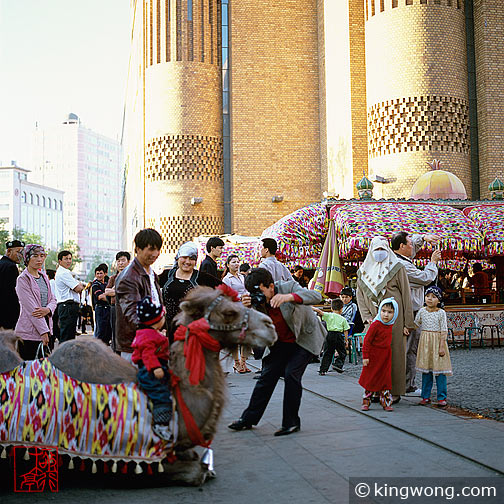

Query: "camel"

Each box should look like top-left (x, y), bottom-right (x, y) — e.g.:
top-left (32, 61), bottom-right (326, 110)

top-left (0, 286), bottom-right (277, 486)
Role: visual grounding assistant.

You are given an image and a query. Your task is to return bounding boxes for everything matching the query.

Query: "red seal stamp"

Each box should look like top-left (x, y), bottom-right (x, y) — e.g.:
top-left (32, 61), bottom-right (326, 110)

top-left (13, 446), bottom-right (59, 492)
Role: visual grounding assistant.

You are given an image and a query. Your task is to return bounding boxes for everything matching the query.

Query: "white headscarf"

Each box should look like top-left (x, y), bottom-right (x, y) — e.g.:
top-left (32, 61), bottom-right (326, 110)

top-left (357, 236), bottom-right (402, 305)
top-left (175, 241), bottom-right (198, 260)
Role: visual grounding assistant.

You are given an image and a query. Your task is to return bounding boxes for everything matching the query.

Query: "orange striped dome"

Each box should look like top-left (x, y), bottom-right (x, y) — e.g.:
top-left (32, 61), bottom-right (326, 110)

top-left (410, 169), bottom-right (467, 200)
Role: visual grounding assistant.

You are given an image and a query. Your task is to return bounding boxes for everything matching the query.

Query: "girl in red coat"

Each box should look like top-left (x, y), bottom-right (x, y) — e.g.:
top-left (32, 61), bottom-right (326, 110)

top-left (359, 297), bottom-right (398, 412)
top-left (132, 296), bottom-right (173, 440)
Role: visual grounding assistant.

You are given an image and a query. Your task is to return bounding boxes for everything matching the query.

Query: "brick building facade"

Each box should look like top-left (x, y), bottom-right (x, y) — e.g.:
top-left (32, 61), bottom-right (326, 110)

top-left (123, 0), bottom-right (503, 265)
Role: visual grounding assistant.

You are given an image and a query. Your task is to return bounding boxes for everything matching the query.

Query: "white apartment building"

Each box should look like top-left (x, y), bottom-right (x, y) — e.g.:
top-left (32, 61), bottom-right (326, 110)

top-left (0, 164), bottom-right (64, 250)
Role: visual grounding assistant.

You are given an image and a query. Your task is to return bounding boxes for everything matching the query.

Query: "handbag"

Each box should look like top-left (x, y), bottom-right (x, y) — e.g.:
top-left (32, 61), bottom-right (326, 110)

top-left (35, 341), bottom-right (50, 359)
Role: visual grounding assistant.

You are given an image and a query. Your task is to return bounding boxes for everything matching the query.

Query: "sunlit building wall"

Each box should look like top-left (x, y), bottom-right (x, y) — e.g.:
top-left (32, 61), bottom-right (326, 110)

top-left (31, 114), bottom-right (122, 276)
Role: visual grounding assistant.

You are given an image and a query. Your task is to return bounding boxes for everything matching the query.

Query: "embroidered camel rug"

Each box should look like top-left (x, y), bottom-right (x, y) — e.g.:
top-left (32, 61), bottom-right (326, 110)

top-left (0, 359), bottom-right (169, 465)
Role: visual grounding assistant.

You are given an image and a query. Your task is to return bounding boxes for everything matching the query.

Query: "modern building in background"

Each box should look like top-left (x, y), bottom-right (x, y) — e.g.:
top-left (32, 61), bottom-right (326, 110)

top-left (122, 0), bottom-right (504, 264)
top-left (31, 113), bottom-right (123, 276)
top-left (0, 164), bottom-right (64, 250)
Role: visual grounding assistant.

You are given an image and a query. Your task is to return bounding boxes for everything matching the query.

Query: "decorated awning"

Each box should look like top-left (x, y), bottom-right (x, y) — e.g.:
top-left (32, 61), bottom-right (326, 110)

top-left (464, 205), bottom-right (504, 256)
top-left (195, 235), bottom-right (262, 269)
top-left (261, 203), bottom-right (327, 269)
top-left (331, 202), bottom-right (483, 260)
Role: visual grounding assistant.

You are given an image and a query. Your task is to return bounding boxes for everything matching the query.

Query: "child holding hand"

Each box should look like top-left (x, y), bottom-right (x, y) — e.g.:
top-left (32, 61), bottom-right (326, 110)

top-left (132, 296), bottom-right (174, 441)
top-left (415, 286), bottom-right (452, 407)
top-left (359, 298), bottom-right (398, 412)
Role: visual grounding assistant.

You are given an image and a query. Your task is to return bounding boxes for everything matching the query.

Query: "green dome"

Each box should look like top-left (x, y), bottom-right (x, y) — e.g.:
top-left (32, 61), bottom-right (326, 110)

top-left (488, 177), bottom-right (504, 192)
top-left (356, 175), bottom-right (374, 191)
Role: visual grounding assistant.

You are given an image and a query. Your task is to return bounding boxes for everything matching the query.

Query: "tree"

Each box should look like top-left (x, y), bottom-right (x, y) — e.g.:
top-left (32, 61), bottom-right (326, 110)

top-left (86, 252), bottom-right (114, 281)
top-left (45, 240), bottom-right (83, 272)
top-left (12, 227), bottom-right (44, 248)
top-left (0, 222), bottom-right (9, 256)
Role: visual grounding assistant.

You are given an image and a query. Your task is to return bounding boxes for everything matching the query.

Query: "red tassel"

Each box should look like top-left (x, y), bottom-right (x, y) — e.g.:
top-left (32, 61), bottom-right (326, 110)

top-left (121, 462), bottom-right (128, 474)
top-left (103, 462), bottom-right (109, 474)
top-left (165, 452), bottom-right (177, 464)
top-left (58, 455), bottom-right (63, 467)
top-left (80, 460), bottom-right (86, 471)
top-left (146, 464), bottom-right (153, 475)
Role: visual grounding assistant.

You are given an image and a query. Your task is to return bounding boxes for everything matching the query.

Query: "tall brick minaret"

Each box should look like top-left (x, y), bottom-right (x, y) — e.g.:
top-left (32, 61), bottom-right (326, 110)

top-left (364, 0), bottom-right (471, 198)
top-left (142, 0), bottom-right (224, 262)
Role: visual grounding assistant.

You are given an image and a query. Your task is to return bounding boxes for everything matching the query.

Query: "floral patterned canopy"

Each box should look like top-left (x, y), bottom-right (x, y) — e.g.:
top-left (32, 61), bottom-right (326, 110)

top-left (464, 205), bottom-right (504, 256)
top-left (261, 203), bottom-right (327, 269)
top-left (330, 202), bottom-right (484, 260)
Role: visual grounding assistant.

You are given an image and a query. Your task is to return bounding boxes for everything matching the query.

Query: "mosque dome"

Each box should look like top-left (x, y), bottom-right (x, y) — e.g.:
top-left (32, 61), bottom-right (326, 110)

top-left (410, 160), bottom-right (467, 200)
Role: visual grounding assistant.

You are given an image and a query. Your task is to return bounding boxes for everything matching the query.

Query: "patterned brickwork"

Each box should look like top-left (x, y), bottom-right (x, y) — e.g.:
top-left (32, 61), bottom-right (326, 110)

top-left (146, 0), bottom-right (220, 67)
top-left (145, 135), bottom-right (223, 181)
top-left (365, 1), bottom-right (471, 198)
top-left (366, 0), bottom-right (463, 19)
top-left (368, 96), bottom-right (469, 157)
top-left (473, 0), bottom-right (504, 198)
top-left (230, 0), bottom-right (322, 235)
top-left (148, 215), bottom-right (224, 255)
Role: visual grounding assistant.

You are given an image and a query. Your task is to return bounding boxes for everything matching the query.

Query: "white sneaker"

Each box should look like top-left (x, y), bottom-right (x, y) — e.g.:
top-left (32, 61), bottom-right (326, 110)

top-left (405, 388), bottom-right (422, 397)
top-left (152, 424), bottom-right (174, 441)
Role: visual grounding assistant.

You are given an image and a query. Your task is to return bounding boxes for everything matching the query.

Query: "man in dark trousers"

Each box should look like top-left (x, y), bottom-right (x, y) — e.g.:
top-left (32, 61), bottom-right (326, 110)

top-left (91, 264), bottom-right (112, 345)
top-left (199, 236), bottom-right (224, 283)
top-left (0, 240), bottom-right (24, 329)
top-left (228, 268), bottom-right (326, 436)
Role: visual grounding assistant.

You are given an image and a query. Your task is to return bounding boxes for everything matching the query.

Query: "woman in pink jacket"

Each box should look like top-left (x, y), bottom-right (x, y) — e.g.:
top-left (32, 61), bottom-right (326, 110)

top-left (15, 244), bottom-right (57, 360)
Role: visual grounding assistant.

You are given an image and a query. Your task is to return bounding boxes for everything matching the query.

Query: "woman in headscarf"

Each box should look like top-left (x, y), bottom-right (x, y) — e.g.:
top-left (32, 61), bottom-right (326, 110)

top-left (356, 236), bottom-right (414, 402)
top-left (15, 244), bottom-right (57, 360)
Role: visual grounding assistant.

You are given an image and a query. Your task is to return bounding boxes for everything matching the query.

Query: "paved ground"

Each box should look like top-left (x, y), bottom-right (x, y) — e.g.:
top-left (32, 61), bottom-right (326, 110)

top-left (2, 355), bottom-right (503, 503)
top-left (340, 347), bottom-right (504, 422)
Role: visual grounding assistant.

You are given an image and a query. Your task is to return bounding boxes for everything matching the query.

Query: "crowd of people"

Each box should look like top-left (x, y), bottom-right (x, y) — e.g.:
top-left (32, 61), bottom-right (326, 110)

top-left (0, 228), bottom-right (466, 437)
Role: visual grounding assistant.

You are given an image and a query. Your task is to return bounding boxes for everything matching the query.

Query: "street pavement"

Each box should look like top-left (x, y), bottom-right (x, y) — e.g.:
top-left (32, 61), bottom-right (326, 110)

top-left (2, 357), bottom-right (503, 503)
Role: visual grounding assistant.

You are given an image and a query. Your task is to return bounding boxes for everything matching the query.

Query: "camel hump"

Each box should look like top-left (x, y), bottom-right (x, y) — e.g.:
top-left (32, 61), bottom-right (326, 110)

top-left (49, 336), bottom-right (138, 384)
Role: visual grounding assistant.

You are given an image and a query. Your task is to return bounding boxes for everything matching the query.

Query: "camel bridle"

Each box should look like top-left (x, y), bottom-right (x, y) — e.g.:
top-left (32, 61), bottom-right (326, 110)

top-left (203, 294), bottom-right (250, 342)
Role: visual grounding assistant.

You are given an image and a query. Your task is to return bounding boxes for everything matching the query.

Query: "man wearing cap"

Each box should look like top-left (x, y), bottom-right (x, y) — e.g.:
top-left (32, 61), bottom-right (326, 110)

top-left (0, 240), bottom-right (25, 329)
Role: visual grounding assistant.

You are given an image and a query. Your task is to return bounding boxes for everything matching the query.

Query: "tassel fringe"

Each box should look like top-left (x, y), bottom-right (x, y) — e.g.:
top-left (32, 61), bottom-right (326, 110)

top-left (68, 458), bottom-right (74, 470)
top-left (134, 462), bottom-right (143, 474)
top-left (158, 461), bottom-right (164, 473)
top-left (1, 447), bottom-right (6, 459)
top-left (112, 461), bottom-right (118, 473)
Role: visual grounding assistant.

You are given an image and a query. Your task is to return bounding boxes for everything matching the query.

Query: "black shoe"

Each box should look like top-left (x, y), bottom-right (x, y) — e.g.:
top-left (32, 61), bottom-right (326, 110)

top-left (392, 396), bottom-right (401, 405)
top-left (228, 419), bottom-right (253, 431)
top-left (253, 374), bottom-right (261, 380)
top-left (254, 369), bottom-right (262, 374)
top-left (332, 366), bottom-right (344, 373)
top-left (274, 425), bottom-right (300, 437)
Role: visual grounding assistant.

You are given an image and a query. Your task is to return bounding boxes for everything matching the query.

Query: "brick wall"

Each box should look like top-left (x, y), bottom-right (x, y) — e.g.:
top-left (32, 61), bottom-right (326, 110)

top-left (229, 0), bottom-right (322, 235)
top-left (142, 0), bottom-right (224, 265)
top-left (364, 0), bottom-right (472, 198)
top-left (473, 0), bottom-right (504, 197)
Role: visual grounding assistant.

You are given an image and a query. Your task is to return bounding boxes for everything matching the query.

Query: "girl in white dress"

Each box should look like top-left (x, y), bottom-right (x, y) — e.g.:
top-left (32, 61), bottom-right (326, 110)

top-left (415, 286), bottom-right (452, 407)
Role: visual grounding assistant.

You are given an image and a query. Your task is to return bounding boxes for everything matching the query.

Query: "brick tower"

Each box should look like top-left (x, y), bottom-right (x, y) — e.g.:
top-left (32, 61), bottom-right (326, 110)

top-left (364, 0), bottom-right (471, 198)
top-left (124, 0), bottom-right (224, 266)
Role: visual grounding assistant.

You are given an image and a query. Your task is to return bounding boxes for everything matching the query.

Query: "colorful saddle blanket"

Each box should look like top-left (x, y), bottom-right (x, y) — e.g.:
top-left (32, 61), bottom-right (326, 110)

top-left (0, 359), bottom-right (168, 464)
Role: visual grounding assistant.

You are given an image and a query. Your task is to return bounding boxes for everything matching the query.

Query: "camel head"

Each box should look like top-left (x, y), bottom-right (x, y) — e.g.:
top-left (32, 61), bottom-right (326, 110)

top-left (0, 329), bottom-right (23, 373)
top-left (175, 286), bottom-right (277, 349)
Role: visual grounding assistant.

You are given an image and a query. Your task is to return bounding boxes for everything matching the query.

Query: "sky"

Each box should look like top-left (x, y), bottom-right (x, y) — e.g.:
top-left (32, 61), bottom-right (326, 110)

top-left (0, 0), bottom-right (131, 168)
